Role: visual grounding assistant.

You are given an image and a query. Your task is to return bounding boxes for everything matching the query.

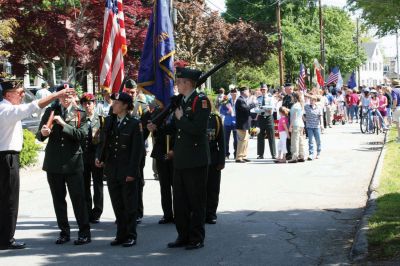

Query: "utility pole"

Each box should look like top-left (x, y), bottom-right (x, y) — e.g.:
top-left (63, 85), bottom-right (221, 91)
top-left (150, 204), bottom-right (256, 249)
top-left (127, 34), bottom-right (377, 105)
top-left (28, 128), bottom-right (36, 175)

top-left (356, 17), bottom-right (360, 87)
top-left (318, 0), bottom-right (325, 81)
top-left (277, 0), bottom-right (284, 86)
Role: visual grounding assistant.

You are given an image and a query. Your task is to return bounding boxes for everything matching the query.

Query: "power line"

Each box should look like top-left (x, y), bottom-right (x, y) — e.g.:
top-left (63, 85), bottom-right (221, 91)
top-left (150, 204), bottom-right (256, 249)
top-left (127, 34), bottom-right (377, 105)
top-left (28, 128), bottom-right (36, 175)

top-left (204, 0), bottom-right (240, 22)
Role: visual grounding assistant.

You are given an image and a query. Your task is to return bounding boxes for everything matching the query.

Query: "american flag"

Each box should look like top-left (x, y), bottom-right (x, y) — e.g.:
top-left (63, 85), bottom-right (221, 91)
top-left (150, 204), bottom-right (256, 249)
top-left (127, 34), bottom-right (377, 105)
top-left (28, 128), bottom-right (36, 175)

top-left (326, 67), bottom-right (340, 85)
top-left (298, 63), bottom-right (306, 91)
top-left (99, 0), bottom-right (127, 93)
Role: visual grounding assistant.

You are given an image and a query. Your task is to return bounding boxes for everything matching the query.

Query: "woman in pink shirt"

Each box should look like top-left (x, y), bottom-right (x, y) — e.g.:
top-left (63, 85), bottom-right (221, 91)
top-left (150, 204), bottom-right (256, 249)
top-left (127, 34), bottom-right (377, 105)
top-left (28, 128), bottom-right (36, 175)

top-left (377, 88), bottom-right (388, 117)
top-left (369, 90), bottom-right (388, 131)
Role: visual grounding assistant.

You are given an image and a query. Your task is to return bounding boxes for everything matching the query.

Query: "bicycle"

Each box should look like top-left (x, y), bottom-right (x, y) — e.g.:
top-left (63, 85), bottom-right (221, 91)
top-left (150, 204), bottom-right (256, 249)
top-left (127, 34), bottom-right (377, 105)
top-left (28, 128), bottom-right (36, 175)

top-left (360, 106), bottom-right (373, 134)
top-left (371, 108), bottom-right (381, 135)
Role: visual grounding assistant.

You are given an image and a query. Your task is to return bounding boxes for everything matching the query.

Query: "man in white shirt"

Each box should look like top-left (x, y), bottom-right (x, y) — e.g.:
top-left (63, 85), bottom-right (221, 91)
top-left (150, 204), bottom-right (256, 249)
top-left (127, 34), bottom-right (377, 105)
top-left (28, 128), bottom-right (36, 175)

top-left (0, 80), bottom-right (72, 250)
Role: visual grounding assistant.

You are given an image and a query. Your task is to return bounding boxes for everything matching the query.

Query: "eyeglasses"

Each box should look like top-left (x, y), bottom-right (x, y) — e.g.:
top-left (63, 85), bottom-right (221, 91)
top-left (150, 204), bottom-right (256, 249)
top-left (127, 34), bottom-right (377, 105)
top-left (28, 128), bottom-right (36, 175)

top-left (9, 89), bottom-right (25, 96)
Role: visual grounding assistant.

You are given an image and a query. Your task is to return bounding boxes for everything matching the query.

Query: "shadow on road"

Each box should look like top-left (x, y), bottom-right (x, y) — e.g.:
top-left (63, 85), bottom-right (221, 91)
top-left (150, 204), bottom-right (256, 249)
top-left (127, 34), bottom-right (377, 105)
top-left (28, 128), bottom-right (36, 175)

top-left (0, 208), bottom-right (363, 265)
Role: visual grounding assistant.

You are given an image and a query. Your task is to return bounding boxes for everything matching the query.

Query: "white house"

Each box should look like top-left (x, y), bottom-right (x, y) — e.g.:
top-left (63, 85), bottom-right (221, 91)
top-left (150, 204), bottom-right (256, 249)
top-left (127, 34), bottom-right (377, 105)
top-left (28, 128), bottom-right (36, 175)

top-left (359, 42), bottom-right (384, 87)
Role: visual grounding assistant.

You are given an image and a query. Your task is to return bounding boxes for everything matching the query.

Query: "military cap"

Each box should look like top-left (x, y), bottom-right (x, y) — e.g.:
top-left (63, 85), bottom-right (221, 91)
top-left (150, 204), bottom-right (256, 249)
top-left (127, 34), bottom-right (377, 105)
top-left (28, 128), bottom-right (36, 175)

top-left (125, 79), bottom-right (137, 89)
top-left (284, 83), bottom-right (293, 87)
top-left (175, 67), bottom-right (202, 82)
top-left (111, 92), bottom-right (133, 109)
top-left (0, 79), bottom-right (23, 92)
top-left (80, 92), bottom-right (96, 104)
top-left (260, 83), bottom-right (267, 89)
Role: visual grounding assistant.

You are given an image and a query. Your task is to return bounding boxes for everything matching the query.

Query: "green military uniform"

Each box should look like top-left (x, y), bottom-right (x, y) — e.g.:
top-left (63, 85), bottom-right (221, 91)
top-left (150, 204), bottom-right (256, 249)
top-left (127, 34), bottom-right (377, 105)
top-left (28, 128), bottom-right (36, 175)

top-left (131, 97), bottom-right (150, 223)
top-left (98, 114), bottom-right (144, 243)
top-left (173, 89), bottom-right (211, 246)
top-left (206, 113), bottom-right (225, 223)
top-left (150, 111), bottom-right (175, 223)
top-left (37, 103), bottom-right (90, 240)
top-left (81, 112), bottom-right (104, 222)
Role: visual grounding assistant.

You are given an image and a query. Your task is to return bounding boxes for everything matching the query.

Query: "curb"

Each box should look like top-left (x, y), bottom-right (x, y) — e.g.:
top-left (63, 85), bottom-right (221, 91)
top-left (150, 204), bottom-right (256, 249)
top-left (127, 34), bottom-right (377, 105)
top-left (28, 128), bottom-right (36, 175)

top-left (350, 132), bottom-right (388, 262)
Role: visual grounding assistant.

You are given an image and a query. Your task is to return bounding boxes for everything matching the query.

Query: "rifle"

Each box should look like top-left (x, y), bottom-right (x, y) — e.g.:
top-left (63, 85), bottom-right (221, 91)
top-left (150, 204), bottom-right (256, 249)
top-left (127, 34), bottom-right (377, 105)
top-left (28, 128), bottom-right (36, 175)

top-left (151, 60), bottom-right (229, 127)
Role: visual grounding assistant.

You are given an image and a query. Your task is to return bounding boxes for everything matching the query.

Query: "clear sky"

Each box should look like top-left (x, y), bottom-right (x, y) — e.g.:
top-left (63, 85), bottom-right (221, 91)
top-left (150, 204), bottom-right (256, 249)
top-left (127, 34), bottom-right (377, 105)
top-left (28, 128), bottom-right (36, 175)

top-left (207, 0), bottom-right (397, 57)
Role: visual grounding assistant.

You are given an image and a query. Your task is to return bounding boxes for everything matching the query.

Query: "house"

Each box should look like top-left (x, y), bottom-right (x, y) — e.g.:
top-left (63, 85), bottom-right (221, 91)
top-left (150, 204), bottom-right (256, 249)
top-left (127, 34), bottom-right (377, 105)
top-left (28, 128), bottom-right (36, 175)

top-left (359, 42), bottom-right (384, 87)
top-left (384, 56), bottom-right (399, 82)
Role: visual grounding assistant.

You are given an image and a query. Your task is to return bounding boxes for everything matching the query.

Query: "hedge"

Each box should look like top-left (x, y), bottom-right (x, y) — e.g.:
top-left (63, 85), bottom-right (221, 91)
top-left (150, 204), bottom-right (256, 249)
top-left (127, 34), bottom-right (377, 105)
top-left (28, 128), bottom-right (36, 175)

top-left (20, 129), bottom-right (41, 168)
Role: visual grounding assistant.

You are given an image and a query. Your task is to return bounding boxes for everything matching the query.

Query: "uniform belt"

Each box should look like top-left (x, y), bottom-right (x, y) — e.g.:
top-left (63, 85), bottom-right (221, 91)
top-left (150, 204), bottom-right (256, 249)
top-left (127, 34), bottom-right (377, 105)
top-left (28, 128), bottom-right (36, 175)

top-left (0, 150), bottom-right (20, 155)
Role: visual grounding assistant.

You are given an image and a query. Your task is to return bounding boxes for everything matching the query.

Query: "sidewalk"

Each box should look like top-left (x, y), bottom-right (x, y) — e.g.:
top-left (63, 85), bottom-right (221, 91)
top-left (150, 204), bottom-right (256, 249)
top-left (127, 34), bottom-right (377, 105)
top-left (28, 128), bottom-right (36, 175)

top-left (1, 123), bottom-right (384, 265)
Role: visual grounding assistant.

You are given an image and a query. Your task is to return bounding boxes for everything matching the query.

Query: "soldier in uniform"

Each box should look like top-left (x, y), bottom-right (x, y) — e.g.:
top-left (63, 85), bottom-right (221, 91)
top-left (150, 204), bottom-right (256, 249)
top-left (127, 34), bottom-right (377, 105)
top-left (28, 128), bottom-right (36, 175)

top-left (282, 84), bottom-right (294, 160)
top-left (147, 111), bottom-right (175, 224)
top-left (80, 93), bottom-right (104, 224)
top-left (36, 84), bottom-right (91, 245)
top-left (95, 92), bottom-right (144, 247)
top-left (206, 111), bottom-right (225, 224)
top-left (257, 84), bottom-right (277, 159)
top-left (167, 67), bottom-right (211, 250)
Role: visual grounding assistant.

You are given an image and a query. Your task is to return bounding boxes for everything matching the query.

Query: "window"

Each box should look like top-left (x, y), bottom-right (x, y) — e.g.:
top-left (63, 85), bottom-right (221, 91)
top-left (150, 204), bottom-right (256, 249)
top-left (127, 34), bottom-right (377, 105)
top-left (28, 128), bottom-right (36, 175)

top-left (369, 62), bottom-right (372, 71)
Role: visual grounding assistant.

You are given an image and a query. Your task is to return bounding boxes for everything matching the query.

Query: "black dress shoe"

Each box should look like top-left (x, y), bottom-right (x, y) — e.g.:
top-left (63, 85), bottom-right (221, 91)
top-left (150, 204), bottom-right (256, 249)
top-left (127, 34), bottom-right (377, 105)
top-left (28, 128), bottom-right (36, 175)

top-left (55, 236), bottom-right (70, 244)
top-left (90, 218), bottom-right (100, 224)
top-left (167, 239), bottom-right (187, 248)
top-left (297, 158), bottom-right (305, 162)
top-left (74, 236), bottom-right (91, 245)
top-left (136, 217), bottom-right (142, 224)
top-left (122, 238), bottom-right (136, 247)
top-left (0, 241), bottom-right (26, 250)
top-left (257, 156), bottom-right (264, 159)
top-left (158, 217), bottom-right (174, 224)
top-left (243, 159), bottom-right (251, 162)
top-left (235, 159), bottom-right (246, 163)
top-left (185, 242), bottom-right (204, 250)
top-left (206, 218), bottom-right (217, 224)
top-left (110, 238), bottom-right (125, 246)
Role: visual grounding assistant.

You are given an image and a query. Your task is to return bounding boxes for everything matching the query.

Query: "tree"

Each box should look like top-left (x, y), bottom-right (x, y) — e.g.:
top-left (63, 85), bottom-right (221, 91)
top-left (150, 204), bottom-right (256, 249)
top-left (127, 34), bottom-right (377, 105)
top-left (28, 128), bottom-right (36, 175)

top-left (175, 0), bottom-right (273, 69)
top-left (226, 0), bottom-right (365, 81)
top-left (212, 55), bottom-right (280, 90)
top-left (0, 0), bottom-right (151, 83)
top-left (0, 19), bottom-right (17, 57)
top-left (348, 0), bottom-right (400, 36)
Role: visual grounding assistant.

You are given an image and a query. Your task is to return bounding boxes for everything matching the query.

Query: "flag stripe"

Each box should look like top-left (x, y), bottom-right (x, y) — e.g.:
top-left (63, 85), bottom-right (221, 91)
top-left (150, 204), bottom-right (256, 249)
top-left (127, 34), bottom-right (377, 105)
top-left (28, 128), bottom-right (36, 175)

top-left (99, 0), bottom-right (126, 93)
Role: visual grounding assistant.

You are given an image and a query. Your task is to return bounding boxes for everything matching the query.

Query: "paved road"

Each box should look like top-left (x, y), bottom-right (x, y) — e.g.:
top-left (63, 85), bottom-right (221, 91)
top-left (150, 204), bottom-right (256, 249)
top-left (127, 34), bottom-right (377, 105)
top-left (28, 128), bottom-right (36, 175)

top-left (0, 123), bottom-right (384, 265)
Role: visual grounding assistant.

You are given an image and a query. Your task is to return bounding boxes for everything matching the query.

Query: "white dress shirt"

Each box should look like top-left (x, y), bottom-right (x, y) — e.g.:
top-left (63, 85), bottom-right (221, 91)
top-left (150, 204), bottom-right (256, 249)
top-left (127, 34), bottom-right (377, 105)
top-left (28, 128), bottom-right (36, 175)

top-left (0, 99), bottom-right (40, 152)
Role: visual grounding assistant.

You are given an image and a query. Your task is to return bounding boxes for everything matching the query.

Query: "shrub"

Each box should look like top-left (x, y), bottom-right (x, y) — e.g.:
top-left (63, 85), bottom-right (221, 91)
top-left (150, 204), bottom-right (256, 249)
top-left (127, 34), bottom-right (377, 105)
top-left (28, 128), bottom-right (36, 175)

top-left (20, 129), bottom-right (41, 168)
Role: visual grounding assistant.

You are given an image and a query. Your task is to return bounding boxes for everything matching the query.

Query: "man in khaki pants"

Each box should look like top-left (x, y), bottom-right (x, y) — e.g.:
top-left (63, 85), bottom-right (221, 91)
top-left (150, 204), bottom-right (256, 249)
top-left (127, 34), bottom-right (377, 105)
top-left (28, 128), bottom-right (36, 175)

top-left (234, 87), bottom-right (256, 163)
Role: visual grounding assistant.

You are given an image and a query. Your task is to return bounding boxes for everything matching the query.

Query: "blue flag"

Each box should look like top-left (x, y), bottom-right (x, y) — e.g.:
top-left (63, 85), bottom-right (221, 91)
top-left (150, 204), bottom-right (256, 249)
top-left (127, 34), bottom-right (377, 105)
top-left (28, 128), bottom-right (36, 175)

top-left (138, 0), bottom-right (175, 107)
top-left (347, 71), bottom-right (357, 89)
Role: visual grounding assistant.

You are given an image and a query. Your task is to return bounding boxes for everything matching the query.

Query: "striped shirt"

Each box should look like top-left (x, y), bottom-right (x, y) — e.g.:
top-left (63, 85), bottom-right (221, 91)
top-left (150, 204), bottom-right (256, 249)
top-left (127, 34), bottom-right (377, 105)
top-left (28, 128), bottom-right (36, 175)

top-left (304, 104), bottom-right (322, 128)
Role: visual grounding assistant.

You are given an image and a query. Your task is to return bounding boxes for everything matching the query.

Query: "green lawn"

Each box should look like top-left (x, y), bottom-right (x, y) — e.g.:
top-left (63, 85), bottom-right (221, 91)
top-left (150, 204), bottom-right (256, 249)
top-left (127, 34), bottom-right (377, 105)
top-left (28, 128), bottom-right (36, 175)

top-left (368, 128), bottom-right (400, 260)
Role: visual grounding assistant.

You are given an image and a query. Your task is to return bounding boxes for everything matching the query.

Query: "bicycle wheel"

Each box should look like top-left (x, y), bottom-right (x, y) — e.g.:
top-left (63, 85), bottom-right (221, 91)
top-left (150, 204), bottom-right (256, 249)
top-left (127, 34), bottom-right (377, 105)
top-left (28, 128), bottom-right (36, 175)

top-left (360, 116), bottom-right (368, 134)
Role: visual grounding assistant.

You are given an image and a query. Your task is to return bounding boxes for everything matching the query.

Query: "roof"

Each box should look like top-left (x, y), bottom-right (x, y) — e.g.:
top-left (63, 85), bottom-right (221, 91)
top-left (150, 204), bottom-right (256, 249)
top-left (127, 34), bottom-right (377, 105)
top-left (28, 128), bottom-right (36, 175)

top-left (361, 42), bottom-right (379, 59)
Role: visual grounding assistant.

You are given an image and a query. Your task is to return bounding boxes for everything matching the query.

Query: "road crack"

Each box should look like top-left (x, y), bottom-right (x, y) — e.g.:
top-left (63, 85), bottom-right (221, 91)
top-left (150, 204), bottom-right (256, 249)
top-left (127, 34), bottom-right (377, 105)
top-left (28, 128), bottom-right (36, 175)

top-left (274, 222), bottom-right (323, 265)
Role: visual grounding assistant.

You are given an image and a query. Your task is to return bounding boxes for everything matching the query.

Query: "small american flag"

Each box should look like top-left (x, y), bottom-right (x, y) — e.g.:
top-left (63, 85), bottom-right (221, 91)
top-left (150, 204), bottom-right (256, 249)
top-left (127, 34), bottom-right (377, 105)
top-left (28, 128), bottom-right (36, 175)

top-left (99, 0), bottom-right (127, 93)
top-left (298, 63), bottom-right (306, 91)
top-left (326, 67), bottom-right (340, 86)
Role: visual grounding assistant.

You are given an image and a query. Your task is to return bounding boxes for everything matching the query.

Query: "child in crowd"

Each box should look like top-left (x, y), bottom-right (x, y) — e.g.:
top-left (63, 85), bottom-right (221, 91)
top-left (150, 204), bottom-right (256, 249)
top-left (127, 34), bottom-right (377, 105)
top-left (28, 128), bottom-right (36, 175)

top-left (275, 107), bottom-right (290, 163)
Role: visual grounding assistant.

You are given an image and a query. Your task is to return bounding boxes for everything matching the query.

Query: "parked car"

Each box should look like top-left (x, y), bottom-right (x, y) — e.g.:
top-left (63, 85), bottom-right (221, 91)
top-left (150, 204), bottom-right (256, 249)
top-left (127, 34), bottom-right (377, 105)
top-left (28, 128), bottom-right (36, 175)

top-left (25, 85), bottom-right (41, 96)
top-left (21, 89), bottom-right (42, 133)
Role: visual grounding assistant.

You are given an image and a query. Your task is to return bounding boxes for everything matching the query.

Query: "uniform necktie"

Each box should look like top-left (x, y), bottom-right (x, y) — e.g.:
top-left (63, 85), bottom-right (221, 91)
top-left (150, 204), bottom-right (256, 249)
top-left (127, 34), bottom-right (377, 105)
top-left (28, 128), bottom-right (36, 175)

top-left (262, 96), bottom-right (265, 106)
